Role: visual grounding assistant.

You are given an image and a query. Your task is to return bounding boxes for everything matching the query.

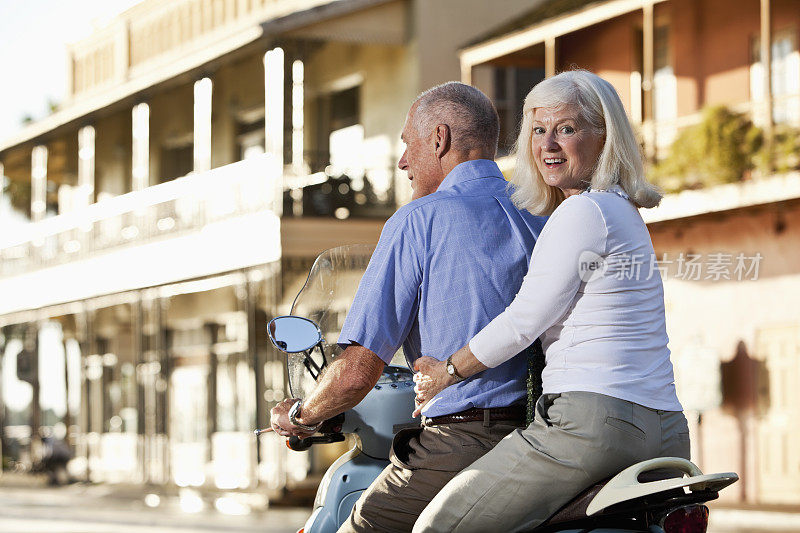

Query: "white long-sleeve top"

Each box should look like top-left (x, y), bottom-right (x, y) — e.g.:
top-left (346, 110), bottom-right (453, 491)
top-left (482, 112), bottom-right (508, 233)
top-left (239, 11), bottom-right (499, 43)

top-left (470, 186), bottom-right (682, 411)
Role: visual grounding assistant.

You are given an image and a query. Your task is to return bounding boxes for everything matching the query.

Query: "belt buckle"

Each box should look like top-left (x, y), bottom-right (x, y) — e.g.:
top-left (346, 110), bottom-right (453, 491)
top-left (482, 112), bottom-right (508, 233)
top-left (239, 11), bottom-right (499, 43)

top-left (422, 416), bottom-right (432, 427)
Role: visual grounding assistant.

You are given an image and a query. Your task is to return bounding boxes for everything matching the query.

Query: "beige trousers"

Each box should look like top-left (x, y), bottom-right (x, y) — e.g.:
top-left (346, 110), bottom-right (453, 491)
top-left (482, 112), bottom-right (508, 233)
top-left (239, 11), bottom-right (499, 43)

top-left (413, 392), bottom-right (690, 533)
top-left (337, 418), bottom-right (525, 533)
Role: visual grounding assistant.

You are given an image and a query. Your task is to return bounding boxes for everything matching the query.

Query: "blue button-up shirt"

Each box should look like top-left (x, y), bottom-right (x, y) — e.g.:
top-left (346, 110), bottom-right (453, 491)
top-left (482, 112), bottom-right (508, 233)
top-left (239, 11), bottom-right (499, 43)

top-left (338, 159), bottom-right (546, 417)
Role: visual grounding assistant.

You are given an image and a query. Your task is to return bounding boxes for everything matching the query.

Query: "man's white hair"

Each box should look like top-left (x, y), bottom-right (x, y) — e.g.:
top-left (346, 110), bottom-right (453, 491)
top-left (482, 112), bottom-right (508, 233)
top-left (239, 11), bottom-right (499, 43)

top-left (510, 70), bottom-right (662, 215)
top-left (412, 82), bottom-right (499, 157)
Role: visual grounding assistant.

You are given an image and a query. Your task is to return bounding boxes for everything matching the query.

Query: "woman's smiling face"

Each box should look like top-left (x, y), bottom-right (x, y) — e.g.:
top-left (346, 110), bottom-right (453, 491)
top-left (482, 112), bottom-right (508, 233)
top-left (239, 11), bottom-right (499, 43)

top-left (531, 103), bottom-right (605, 198)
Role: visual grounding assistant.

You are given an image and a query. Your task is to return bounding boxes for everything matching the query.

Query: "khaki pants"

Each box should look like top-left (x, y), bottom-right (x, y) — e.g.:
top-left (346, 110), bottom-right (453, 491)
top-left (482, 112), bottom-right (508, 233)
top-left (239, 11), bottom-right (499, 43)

top-left (413, 392), bottom-right (690, 533)
top-left (337, 419), bottom-right (525, 533)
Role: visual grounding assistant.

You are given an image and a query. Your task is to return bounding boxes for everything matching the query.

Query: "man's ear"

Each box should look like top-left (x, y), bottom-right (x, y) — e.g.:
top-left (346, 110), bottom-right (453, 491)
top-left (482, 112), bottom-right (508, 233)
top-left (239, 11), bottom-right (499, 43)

top-left (433, 124), bottom-right (451, 159)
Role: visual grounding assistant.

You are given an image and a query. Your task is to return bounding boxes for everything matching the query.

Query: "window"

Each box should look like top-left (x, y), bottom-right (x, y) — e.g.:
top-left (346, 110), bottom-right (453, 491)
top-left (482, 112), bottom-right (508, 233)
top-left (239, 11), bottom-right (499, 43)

top-left (312, 85), bottom-right (360, 172)
top-left (632, 23), bottom-right (676, 126)
top-left (159, 143), bottom-right (193, 183)
top-left (329, 86), bottom-right (360, 132)
top-left (751, 29), bottom-right (800, 125)
top-left (93, 304), bottom-right (137, 435)
top-left (1, 324), bottom-right (35, 463)
top-left (494, 66), bottom-right (546, 155)
top-left (237, 118), bottom-right (265, 161)
top-left (653, 23), bottom-right (676, 123)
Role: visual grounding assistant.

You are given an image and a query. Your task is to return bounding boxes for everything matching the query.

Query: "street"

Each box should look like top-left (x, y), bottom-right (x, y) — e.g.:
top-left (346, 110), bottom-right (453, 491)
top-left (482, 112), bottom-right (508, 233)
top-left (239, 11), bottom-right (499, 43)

top-left (0, 482), bottom-right (308, 533)
top-left (0, 478), bottom-right (798, 533)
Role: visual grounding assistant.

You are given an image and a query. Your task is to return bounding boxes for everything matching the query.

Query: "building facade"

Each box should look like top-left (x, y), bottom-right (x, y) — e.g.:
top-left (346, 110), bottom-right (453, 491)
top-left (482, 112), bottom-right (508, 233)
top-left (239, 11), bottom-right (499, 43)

top-left (2, 0), bottom-right (799, 507)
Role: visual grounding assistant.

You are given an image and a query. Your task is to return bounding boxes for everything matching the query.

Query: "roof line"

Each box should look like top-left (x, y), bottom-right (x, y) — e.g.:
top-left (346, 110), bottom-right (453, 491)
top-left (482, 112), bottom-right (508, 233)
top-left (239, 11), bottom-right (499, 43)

top-left (459, 0), bottom-right (663, 69)
top-left (0, 0), bottom-right (394, 154)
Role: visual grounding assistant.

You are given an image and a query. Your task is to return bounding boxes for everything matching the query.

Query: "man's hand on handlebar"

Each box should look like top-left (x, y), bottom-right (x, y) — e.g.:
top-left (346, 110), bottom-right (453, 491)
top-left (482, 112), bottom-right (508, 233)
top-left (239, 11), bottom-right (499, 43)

top-left (270, 398), bottom-right (319, 438)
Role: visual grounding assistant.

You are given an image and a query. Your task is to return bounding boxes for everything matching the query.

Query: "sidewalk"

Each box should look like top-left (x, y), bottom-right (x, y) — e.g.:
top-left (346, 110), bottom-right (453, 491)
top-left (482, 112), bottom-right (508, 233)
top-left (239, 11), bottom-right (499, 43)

top-left (709, 502), bottom-right (800, 532)
top-left (0, 469), bottom-right (317, 506)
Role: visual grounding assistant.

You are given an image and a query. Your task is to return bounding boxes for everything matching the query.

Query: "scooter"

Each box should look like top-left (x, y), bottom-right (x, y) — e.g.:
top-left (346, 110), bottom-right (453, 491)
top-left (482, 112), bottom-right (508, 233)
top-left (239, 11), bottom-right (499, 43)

top-left (265, 245), bottom-right (739, 533)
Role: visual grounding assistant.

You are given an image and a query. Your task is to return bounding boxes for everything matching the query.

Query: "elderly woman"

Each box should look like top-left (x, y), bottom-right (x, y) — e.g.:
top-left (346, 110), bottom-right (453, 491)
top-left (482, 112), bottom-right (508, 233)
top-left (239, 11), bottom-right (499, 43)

top-left (410, 70), bottom-right (689, 533)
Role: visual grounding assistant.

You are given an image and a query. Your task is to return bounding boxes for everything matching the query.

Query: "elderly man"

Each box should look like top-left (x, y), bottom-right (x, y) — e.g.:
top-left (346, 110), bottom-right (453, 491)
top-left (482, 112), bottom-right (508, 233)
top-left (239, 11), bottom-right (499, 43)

top-left (270, 82), bottom-right (546, 532)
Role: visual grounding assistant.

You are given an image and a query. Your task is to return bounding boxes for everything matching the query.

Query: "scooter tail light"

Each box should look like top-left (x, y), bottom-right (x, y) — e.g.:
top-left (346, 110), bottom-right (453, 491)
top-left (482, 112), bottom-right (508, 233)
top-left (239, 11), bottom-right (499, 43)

top-left (661, 504), bottom-right (709, 533)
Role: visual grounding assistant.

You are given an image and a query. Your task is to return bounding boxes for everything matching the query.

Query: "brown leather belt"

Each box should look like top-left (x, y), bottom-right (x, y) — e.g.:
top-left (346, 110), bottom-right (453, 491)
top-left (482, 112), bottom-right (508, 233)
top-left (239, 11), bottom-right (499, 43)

top-left (422, 405), bottom-right (526, 426)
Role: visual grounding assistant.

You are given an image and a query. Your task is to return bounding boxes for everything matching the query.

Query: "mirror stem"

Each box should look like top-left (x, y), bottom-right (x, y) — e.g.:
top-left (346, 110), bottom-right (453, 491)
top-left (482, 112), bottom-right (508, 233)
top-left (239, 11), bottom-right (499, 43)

top-left (317, 341), bottom-right (328, 369)
top-left (302, 358), bottom-right (319, 380)
top-left (304, 348), bottom-right (323, 378)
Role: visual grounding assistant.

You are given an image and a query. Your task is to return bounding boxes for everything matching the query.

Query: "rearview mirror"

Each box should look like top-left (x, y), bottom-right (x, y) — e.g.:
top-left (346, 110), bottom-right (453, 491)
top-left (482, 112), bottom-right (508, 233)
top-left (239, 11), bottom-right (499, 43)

top-left (268, 316), bottom-right (322, 353)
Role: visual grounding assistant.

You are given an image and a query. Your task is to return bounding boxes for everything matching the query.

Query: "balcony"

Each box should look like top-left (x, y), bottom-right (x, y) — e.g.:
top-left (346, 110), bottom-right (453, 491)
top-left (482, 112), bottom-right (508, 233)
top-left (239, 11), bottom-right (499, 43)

top-left (68, 0), bottom-right (345, 99)
top-left (0, 156), bottom-right (282, 316)
top-left (1, 155), bottom-right (281, 276)
top-left (0, 154), bottom-right (387, 318)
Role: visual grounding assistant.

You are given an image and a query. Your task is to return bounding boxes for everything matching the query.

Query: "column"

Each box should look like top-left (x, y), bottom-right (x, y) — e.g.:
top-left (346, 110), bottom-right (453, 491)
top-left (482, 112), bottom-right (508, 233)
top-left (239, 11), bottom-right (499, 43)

top-left (642, 3), bottom-right (656, 161)
top-left (291, 58), bottom-right (304, 216)
top-left (157, 297), bottom-right (170, 484)
top-left (291, 59), bottom-right (305, 176)
top-left (630, 71), bottom-right (643, 124)
top-left (78, 125), bottom-right (96, 207)
top-left (0, 162), bottom-right (5, 209)
top-left (264, 47), bottom-right (284, 216)
top-left (760, 0), bottom-right (773, 171)
top-left (27, 323), bottom-right (42, 468)
top-left (31, 145), bottom-right (48, 222)
top-left (245, 275), bottom-right (264, 482)
top-left (132, 103), bottom-right (150, 191)
top-left (545, 37), bottom-right (557, 78)
top-left (461, 63), bottom-right (473, 86)
top-left (193, 77), bottom-right (213, 173)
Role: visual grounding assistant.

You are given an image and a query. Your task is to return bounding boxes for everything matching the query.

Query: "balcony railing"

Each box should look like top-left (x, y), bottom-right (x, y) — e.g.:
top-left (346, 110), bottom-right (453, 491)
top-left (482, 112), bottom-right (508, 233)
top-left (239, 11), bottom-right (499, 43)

top-left (69, 0), bottom-right (340, 98)
top-left (0, 155), bottom-right (279, 279)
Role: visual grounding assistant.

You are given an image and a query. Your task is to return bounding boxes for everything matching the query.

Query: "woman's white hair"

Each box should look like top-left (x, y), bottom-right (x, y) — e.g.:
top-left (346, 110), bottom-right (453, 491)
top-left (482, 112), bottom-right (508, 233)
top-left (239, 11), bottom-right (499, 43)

top-left (509, 70), bottom-right (662, 215)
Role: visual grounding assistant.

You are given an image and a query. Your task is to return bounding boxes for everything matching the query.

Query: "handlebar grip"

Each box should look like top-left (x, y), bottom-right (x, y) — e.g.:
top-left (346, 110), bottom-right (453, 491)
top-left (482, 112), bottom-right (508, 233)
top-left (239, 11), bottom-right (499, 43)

top-left (287, 436), bottom-right (313, 451)
top-left (286, 433), bottom-right (346, 451)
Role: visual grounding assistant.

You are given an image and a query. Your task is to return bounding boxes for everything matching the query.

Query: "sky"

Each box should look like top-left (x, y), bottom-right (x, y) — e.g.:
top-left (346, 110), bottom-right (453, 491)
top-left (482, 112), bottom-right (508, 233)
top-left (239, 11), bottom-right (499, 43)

top-left (0, 0), bottom-right (142, 142)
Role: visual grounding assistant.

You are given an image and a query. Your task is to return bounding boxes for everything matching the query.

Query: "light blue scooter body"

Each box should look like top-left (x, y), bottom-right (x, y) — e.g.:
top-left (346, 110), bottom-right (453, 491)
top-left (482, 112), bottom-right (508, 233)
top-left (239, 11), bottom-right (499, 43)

top-left (301, 445), bottom-right (388, 532)
top-left (302, 365), bottom-right (417, 533)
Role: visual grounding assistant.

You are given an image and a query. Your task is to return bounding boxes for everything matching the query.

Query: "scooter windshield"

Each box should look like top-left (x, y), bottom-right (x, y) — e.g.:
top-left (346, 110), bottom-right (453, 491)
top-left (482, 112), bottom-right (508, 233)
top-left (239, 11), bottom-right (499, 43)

top-left (286, 244), bottom-right (375, 399)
